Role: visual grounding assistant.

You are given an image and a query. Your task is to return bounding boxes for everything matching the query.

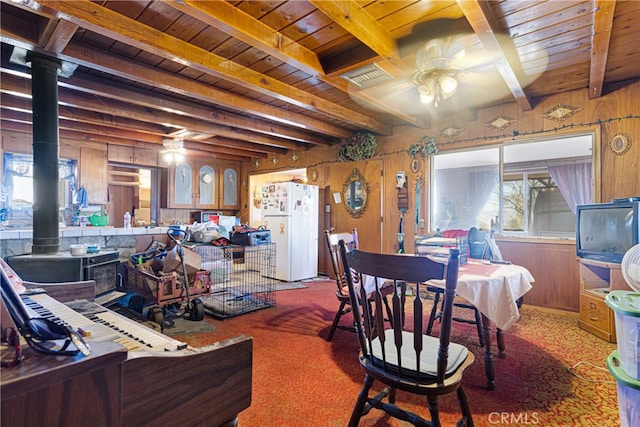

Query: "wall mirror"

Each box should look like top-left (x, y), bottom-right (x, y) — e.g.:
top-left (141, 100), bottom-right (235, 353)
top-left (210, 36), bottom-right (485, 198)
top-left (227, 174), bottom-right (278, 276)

top-left (342, 168), bottom-right (368, 218)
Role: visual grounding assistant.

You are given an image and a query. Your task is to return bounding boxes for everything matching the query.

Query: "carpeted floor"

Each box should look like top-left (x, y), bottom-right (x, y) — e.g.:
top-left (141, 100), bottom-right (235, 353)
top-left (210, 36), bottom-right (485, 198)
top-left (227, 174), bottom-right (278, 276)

top-left (166, 279), bottom-right (620, 427)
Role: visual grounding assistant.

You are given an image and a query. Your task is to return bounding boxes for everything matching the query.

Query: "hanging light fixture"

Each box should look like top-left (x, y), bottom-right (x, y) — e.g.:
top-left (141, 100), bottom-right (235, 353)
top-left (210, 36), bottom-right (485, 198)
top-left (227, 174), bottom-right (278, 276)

top-left (411, 39), bottom-right (464, 108)
top-left (161, 137), bottom-right (186, 164)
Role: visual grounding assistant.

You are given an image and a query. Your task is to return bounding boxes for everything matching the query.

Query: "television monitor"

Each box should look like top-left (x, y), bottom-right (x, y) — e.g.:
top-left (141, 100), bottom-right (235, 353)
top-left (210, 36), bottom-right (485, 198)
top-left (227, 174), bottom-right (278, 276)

top-left (576, 200), bottom-right (640, 263)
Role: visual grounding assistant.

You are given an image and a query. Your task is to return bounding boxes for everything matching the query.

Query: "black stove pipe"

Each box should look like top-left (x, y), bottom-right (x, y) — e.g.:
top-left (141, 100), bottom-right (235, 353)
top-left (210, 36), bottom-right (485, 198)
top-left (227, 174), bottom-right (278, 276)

top-left (27, 52), bottom-right (61, 255)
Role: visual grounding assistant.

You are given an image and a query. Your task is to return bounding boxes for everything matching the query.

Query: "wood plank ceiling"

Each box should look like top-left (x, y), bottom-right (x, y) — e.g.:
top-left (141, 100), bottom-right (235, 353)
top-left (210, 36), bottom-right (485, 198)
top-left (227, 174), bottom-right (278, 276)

top-left (1, 0), bottom-right (639, 161)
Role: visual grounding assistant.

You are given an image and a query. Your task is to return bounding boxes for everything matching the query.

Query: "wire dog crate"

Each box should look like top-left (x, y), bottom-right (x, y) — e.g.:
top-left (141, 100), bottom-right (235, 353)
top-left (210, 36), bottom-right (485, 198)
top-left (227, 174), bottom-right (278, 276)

top-left (193, 243), bottom-right (276, 318)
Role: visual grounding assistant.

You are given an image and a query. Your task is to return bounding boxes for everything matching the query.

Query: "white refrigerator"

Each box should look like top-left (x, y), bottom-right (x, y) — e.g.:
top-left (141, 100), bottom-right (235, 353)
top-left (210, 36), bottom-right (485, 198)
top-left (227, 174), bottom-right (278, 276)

top-left (262, 182), bottom-right (318, 282)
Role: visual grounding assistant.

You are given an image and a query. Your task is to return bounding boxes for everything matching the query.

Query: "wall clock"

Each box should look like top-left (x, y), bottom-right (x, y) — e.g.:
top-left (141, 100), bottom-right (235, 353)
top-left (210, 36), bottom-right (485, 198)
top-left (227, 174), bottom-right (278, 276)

top-left (609, 133), bottom-right (631, 155)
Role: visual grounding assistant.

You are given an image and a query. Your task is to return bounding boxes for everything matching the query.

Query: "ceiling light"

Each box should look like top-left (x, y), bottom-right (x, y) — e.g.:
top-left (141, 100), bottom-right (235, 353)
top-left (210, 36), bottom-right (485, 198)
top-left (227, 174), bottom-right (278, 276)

top-left (161, 137), bottom-right (186, 164)
top-left (413, 69), bottom-right (459, 107)
top-left (412, 39), bottom-right (463, 108)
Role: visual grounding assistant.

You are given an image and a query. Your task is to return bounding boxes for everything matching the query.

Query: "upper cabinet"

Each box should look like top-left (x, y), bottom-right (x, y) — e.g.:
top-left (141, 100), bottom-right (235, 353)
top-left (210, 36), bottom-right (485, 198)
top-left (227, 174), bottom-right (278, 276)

top-left (80, 146), bottom-right (108, 205)
top-left (166, 160), bottom-right (239, 210)
top-left (219, 162), bottom-right (240, 210)
top-left (108, 144), bottom-right (157, 167)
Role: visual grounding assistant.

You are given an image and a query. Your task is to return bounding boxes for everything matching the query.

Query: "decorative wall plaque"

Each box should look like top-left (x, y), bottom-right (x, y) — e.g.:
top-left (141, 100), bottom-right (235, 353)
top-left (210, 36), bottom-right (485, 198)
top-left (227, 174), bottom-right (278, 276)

top-left (609, 133), bottom-right (631, 155)
top-left (542, 104), bottom-right (582, 122)
top-left (410, 158), bottom-right (421, 173)
top-left (438, 125), bottom-right (464, 138)
top-left (485, 114), bottom-right (516, 131)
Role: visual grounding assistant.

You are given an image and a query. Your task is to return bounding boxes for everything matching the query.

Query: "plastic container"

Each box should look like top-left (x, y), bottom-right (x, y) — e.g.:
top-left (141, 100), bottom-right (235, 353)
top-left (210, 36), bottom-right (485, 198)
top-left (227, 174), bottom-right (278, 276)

top-left (203, 259), bottom-right (232, 283)
top-left (607, 350), bottom-right (640, 427)
top-left (605, 291), bottom-right (640, 379)
top-left (89, 211), bottom-right (109, 226)
top-left (124, 211), bottom-right (131, 229)
top-left (70, 244), bottom-right (88, 256)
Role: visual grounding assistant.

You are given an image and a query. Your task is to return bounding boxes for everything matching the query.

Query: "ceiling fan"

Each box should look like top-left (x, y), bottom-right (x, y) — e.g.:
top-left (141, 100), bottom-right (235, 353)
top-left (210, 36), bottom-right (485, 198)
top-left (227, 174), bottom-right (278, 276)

top-left (343, 19), bottom-right (546, 118)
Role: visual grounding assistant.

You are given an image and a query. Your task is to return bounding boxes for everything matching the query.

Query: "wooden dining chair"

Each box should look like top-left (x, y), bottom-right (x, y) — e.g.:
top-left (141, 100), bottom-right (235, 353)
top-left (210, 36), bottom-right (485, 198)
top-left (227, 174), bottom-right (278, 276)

top-left (324, 228), bottom-right (359, 341)
top-left (324, 228), bottom-right (394, 341)
top-left (339, 244), bottom-right (474, 427)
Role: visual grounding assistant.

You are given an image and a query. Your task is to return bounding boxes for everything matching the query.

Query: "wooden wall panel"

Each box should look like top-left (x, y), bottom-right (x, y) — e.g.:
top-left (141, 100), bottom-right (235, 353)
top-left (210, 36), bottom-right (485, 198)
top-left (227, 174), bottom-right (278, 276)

top-left (497, 239), bottom-right (580, 312)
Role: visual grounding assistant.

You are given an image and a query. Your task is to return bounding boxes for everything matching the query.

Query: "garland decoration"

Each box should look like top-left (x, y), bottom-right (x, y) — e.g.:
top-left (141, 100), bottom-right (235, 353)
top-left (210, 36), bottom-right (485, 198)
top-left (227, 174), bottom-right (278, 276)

top-left (408, 134), bottom-right (439, 159)
top-left (251, 114), bottom-right (638, 173)
top-left (337, 132), bottom-right (377, 162)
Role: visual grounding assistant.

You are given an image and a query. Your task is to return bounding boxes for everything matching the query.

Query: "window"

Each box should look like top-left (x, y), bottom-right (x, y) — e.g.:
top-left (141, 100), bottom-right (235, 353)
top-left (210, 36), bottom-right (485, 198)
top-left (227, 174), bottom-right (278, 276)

top-left (1, 153), bottom-right (77, 227)
top-left (431, 134), bottom-right (593, 237)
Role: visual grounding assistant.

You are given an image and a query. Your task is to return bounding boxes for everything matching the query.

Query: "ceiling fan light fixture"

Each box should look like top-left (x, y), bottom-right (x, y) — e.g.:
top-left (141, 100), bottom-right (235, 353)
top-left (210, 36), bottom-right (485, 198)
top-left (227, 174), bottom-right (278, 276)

top-left (413, 69), bottom-right (459, 107)
top-left (418, 82), bottom-right (435, 104)
top-left (439, 74), bottom-right (458, 98)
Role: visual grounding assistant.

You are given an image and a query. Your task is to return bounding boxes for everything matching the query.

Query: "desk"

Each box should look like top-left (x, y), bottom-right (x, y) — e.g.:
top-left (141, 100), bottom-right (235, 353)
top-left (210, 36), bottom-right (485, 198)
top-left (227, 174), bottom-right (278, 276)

top-left (362, 259), bottom-right (534, 390)
top-left (427, 260), bottom-right (534, 390)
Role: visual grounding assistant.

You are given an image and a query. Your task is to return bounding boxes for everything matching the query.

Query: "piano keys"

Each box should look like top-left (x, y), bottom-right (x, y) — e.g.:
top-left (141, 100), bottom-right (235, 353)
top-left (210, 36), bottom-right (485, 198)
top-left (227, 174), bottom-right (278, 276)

top-left (1, 272), bottom-right (253, 427)
top-left (21, 292), bottom-right (188, 352)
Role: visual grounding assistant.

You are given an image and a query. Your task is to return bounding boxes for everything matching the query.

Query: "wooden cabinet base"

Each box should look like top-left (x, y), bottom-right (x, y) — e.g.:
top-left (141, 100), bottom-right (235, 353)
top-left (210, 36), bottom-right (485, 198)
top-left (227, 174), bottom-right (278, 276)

top-left (578, 291), bottom-right (616, 343)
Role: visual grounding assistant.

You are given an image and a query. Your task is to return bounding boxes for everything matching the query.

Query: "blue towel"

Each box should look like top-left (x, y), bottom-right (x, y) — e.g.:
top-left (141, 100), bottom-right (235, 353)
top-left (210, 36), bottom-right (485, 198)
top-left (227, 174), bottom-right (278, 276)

top-left (77, 186), bottom-right (88, 208)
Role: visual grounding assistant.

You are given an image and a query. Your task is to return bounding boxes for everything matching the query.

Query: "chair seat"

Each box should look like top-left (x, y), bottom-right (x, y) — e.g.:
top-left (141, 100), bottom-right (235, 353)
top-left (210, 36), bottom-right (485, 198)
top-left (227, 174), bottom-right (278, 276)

top-left (369, 329), bottom-right (469, 378)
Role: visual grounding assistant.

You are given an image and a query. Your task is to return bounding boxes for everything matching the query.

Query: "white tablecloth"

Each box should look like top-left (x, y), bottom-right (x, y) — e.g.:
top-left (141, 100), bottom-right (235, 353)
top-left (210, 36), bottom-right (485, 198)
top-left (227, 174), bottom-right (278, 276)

top-left (362, 261), bottom-right (535, 331)
top-left (428, 262), bottom-right (534, 330)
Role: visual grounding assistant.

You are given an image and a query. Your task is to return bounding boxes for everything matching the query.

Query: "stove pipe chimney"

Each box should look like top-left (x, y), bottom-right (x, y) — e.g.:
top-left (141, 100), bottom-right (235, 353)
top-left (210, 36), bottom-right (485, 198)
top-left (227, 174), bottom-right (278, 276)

top-left (27, 52), bottom-right (61, 255)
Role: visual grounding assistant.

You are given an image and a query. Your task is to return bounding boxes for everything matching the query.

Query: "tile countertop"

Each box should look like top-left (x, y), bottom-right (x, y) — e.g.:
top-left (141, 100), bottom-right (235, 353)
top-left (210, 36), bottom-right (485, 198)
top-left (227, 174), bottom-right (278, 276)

top-left (0, 226), bottom-right (172, 240)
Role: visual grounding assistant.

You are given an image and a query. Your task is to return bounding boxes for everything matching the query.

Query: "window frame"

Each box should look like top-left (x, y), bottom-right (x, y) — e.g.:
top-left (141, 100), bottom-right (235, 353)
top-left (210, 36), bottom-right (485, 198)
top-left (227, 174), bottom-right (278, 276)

top-left (428, 129), bottom-right (601, 237)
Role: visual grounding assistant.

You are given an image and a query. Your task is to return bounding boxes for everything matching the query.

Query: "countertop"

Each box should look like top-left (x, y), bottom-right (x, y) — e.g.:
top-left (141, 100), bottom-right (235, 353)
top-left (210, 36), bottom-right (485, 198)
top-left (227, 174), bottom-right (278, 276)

top-left (0, 226), bottom-right (172, 240)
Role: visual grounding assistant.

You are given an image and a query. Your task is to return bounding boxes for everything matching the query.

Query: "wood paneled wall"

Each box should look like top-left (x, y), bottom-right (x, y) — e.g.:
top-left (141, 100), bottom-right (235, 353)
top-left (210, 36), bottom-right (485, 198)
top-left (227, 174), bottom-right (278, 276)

top-left (252, 81), bottom-right (640, 311)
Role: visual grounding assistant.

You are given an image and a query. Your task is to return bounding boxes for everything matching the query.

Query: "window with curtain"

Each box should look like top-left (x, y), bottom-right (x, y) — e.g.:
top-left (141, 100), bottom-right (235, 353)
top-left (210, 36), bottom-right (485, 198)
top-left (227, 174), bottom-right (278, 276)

top-left (1, 152), bottom-right (77, 214)
top-left (431, 134), bottom-right (593, 237)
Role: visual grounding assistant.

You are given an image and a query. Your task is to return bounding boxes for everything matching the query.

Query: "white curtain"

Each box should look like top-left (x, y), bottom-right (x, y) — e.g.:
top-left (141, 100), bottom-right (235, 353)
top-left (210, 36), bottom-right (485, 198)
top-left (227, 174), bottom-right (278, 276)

top-left (548, 161), bottom-right (592, 214)
top-left (435, 167), bottom-right (499, 230)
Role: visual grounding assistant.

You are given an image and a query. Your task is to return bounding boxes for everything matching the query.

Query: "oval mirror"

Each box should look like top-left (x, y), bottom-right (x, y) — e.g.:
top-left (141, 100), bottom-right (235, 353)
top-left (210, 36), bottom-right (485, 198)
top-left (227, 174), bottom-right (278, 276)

top-left (343, 168), bottom-right (368, 218)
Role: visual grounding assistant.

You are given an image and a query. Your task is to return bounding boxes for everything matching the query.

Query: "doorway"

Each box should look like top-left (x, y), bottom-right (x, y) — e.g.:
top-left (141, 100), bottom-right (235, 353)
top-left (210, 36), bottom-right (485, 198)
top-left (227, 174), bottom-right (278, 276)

top-left (249, 169), bottom-right (329, 277)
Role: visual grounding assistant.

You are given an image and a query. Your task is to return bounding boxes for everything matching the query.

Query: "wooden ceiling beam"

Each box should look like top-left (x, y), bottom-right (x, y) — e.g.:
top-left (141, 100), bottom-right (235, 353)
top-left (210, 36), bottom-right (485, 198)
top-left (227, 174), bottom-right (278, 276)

top-left (1, 17), bottom-right (350, 141)
top-left (61, 43), bottom-right (351, 140)
top-left (0, 119), bottom-right (257, 160)
top-left (309, 0), bottom-right (399, 61)
top-left (589, 0), bottom-right (616, 99)
top-left (309, 1), bottom-right (429, 127)
top-left (0, 72), bottom-right (305, 151)
top-left (59, 72), bottom-right (331, 146)
top-left (39, 18), bottom-right (77, 53)
top-left (30, 0), bottom-right (391, 135)
top-left (168, 0), bottom-right (325, 76)
top-left (1, 106), bottom-right (280, 157)
top-left (456, 0), bottom-right (533, 111)
top-left (1, 93), bottom-right (171, 136)
top-left (1, 107), bottom-right (163, 144)
top-left (174, 0), bottom-right (423, 128)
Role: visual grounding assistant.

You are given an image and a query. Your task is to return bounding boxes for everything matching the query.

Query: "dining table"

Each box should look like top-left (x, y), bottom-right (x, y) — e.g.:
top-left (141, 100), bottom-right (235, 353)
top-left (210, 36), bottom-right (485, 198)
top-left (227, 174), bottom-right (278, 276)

top-left (362, 257), bottom-right (535, 390)
top-left (424, 259), bottom-right (535, 390)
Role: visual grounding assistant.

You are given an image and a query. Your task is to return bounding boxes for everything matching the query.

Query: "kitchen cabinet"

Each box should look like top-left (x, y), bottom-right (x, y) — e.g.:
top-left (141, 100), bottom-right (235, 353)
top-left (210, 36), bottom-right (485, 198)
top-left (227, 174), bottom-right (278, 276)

top-left (80, 146), bottom-right (108, 205)
top-left (167, 161), bottom-right (214, 209)
top-left (108, 144), bottom-right (157, 167)
top-left (218, 162), bottom-right (240, 210)
top-left (166, 160), bottom-right (240, 210)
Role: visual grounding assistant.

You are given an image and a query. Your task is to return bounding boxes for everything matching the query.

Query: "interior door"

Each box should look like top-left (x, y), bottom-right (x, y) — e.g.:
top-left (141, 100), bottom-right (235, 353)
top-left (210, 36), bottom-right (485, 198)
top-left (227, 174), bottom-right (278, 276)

top-left (329, 159), bottom-right (383, 253)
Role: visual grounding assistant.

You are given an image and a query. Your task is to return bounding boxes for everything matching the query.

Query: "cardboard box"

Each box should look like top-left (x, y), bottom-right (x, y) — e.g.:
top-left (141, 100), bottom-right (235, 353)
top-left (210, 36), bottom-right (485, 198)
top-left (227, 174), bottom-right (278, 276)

top-left (162, 246), bottom-right (202, 277)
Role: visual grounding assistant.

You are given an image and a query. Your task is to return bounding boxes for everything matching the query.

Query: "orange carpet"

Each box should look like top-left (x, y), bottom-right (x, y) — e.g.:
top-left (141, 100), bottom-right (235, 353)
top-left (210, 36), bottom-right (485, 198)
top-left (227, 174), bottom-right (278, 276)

top-left (169, 279), bottom-right (620, 427)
